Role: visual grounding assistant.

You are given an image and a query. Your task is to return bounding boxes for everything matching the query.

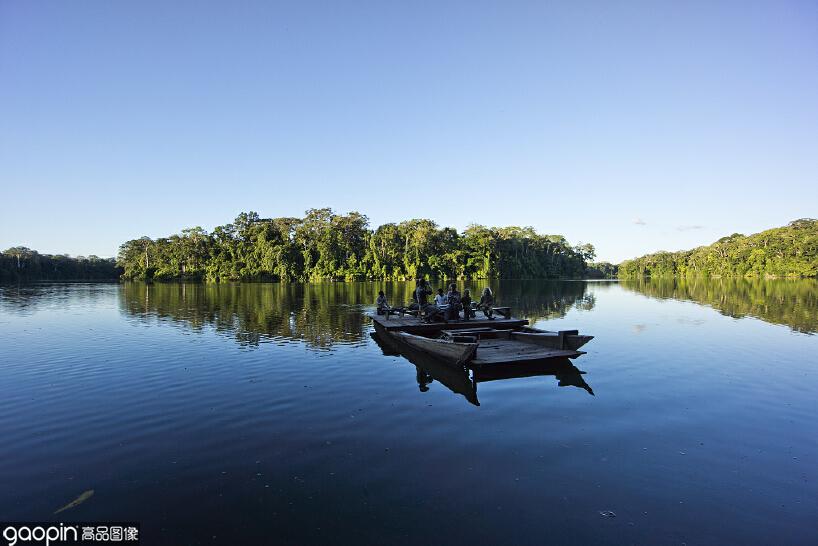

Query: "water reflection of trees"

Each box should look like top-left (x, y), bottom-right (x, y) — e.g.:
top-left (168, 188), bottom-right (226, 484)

top-left (120, 282), bottom-right (371, 349)
top-left (0, 283), bottom-right (118, 315)
top-left (486, 280), bottom-right (594, 321)
top-left (120, 280), bottom-right (594, 349)
top-left (620, 277), bottom-right (818, 334)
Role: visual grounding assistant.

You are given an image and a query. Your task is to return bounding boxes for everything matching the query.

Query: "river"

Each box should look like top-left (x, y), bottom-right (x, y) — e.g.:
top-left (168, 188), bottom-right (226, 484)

top-left (1, 279), bottom-right (816, 545)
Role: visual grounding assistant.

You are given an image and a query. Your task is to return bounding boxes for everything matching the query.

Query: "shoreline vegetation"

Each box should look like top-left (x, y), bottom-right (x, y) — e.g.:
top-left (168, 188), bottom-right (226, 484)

top-left (0, 249), bottom-right (119, 283)
top-left (116, 209), bottom-right (596, 282)
top-left (618, 219), bottom-right (817, 279)
top-left (2, 217), bottom-right (815, 283)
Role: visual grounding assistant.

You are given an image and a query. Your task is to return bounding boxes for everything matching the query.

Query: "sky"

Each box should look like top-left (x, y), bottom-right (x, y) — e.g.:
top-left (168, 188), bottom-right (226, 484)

top-left (1, 1), bottom-right (816, 263)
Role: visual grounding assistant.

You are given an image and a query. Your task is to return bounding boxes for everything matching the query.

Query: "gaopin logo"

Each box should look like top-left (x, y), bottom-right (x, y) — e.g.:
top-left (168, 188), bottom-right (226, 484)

top-left (1, 523), bottom-right (139, 545)
top-left (2, 524), bottom-right (77, 546)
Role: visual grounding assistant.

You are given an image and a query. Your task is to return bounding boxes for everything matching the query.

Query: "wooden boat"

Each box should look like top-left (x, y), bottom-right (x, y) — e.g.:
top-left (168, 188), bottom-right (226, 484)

top-left (370, 312), bottom-right (592, 349)
top-left (370, 304), bottom-right (593, 368)
top-left (370, 333), bottom-right (594, 406)
top-left (372, 312), bottom-right (591, 351)
top-left (378, 326), bottom-right (586, 368)
top-left (389, 331), bottom-right (477, 366)
top-left (369, 311), bottom-right (528, 336)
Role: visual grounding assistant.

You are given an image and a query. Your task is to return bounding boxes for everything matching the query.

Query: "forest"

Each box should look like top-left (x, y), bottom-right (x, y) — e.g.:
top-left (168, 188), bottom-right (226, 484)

top-left (618, 219), bottom-right (818, 278)
top-left (116, 209), bottom-right (596, 282)
top-left (585, 262), bottom-right (619, 279)
top-left (7, 217), bottom-right (815, 284)
top-left (0, 247), bottom-right (121, 282)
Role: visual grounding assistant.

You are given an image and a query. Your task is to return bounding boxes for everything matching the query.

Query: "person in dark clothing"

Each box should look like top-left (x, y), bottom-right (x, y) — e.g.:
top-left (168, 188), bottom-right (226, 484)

top-left (461, 289), bottom-right (474, 320)
top-left (415, 280), bottom-right (439, 321)
top-left (376, 291), bottom-right (390, 315)
top-left (445, 283), bottom-right (461, 321)
top-left (415, 280), bottom-right (432, 306)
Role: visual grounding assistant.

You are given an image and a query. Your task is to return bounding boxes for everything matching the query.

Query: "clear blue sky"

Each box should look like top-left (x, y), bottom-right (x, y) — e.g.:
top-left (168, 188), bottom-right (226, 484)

top-left (1, 1), bottom-right (816, 263)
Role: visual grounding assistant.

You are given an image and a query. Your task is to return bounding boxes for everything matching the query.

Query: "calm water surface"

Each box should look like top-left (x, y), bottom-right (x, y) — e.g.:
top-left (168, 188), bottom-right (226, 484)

top-left (1, 279), bottom-right (816, 545)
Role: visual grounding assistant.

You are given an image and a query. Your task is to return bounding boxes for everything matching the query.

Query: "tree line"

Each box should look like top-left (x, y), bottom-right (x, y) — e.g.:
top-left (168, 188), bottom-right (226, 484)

top-left (0, 247), bottom-right (121, 282)
top-left (618, 219), bottom-right (818, 278)
top-left (117, 209), bottom-right (596, 282)
top-left (586, 262), bottom-right (619, 279)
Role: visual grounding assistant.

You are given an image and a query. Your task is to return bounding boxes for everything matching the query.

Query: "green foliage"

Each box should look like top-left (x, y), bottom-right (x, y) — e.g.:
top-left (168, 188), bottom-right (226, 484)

top-left (0, 247), bottom-right (121, 282)
top-left (586, 262), bottom-right (619, 279)
top-left (117, 210), bottom-right (591, 282)
top-left (619, 219), bottom-right (818, 279)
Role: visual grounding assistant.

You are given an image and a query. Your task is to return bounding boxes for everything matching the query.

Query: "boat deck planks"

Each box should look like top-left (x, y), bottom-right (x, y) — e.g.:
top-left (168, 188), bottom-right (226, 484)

top-left (371, 313), bottom-right (528, 334)
top-left (471, 339), bottom-right (581, 366)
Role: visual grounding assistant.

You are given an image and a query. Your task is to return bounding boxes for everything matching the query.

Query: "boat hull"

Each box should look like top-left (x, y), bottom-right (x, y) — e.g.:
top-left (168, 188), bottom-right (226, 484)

top-left (374, 321), bottom-right (584, 369)
top-left (389, 331), bottom-right (478, 366)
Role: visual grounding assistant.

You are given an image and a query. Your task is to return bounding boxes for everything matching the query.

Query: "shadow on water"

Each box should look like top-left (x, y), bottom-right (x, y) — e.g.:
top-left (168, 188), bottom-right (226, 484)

top-left (117, 280), bottom-right (596, 350)
top-left (370, 332), bottom-right (594, 406)
top-left (620, 277), bottom-right (818, 334)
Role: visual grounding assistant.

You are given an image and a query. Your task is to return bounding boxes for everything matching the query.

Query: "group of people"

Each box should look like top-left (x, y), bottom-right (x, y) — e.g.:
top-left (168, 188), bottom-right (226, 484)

top-left (376, 280), bottom-right (495, 322)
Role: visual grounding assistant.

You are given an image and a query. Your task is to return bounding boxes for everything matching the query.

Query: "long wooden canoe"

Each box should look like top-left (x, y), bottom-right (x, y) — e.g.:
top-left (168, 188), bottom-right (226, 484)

top-left (389, 331), bottom-right (478, 366)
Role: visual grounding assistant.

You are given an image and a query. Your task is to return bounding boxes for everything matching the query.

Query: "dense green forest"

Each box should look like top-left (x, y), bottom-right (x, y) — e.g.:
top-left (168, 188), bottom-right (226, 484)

top-left (586, 262), bottom-right (619, 279)
top-left (619, 219), bottom-right (818, 278)
top-left (0, 247), bottom-right (121, 282)
top-left (117, 209), bottom-right (596, 282)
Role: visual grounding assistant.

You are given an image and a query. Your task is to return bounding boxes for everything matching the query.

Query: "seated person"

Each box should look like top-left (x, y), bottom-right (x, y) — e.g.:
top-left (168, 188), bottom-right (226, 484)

top-left (479, 287), bottom-right (495, 319)
top-left (461, 289), bottom-right (474, 320)
top-left (445, 283), bottom-right (462, 321)
top-left (434, 288), bottom-right (448, 307)
top-left (376, 290), bottom-right (390, 315)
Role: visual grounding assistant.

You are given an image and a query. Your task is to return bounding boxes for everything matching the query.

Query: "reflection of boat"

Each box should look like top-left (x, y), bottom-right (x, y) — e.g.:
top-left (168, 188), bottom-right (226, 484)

top-left (370, 332), bottom-right (479, 404)
top-left (370, 333), bottom-right (594, 406)
top-left (474, 358), bottom-right (594, 396)
top-left (371, 313), bottom-right (593, 367)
